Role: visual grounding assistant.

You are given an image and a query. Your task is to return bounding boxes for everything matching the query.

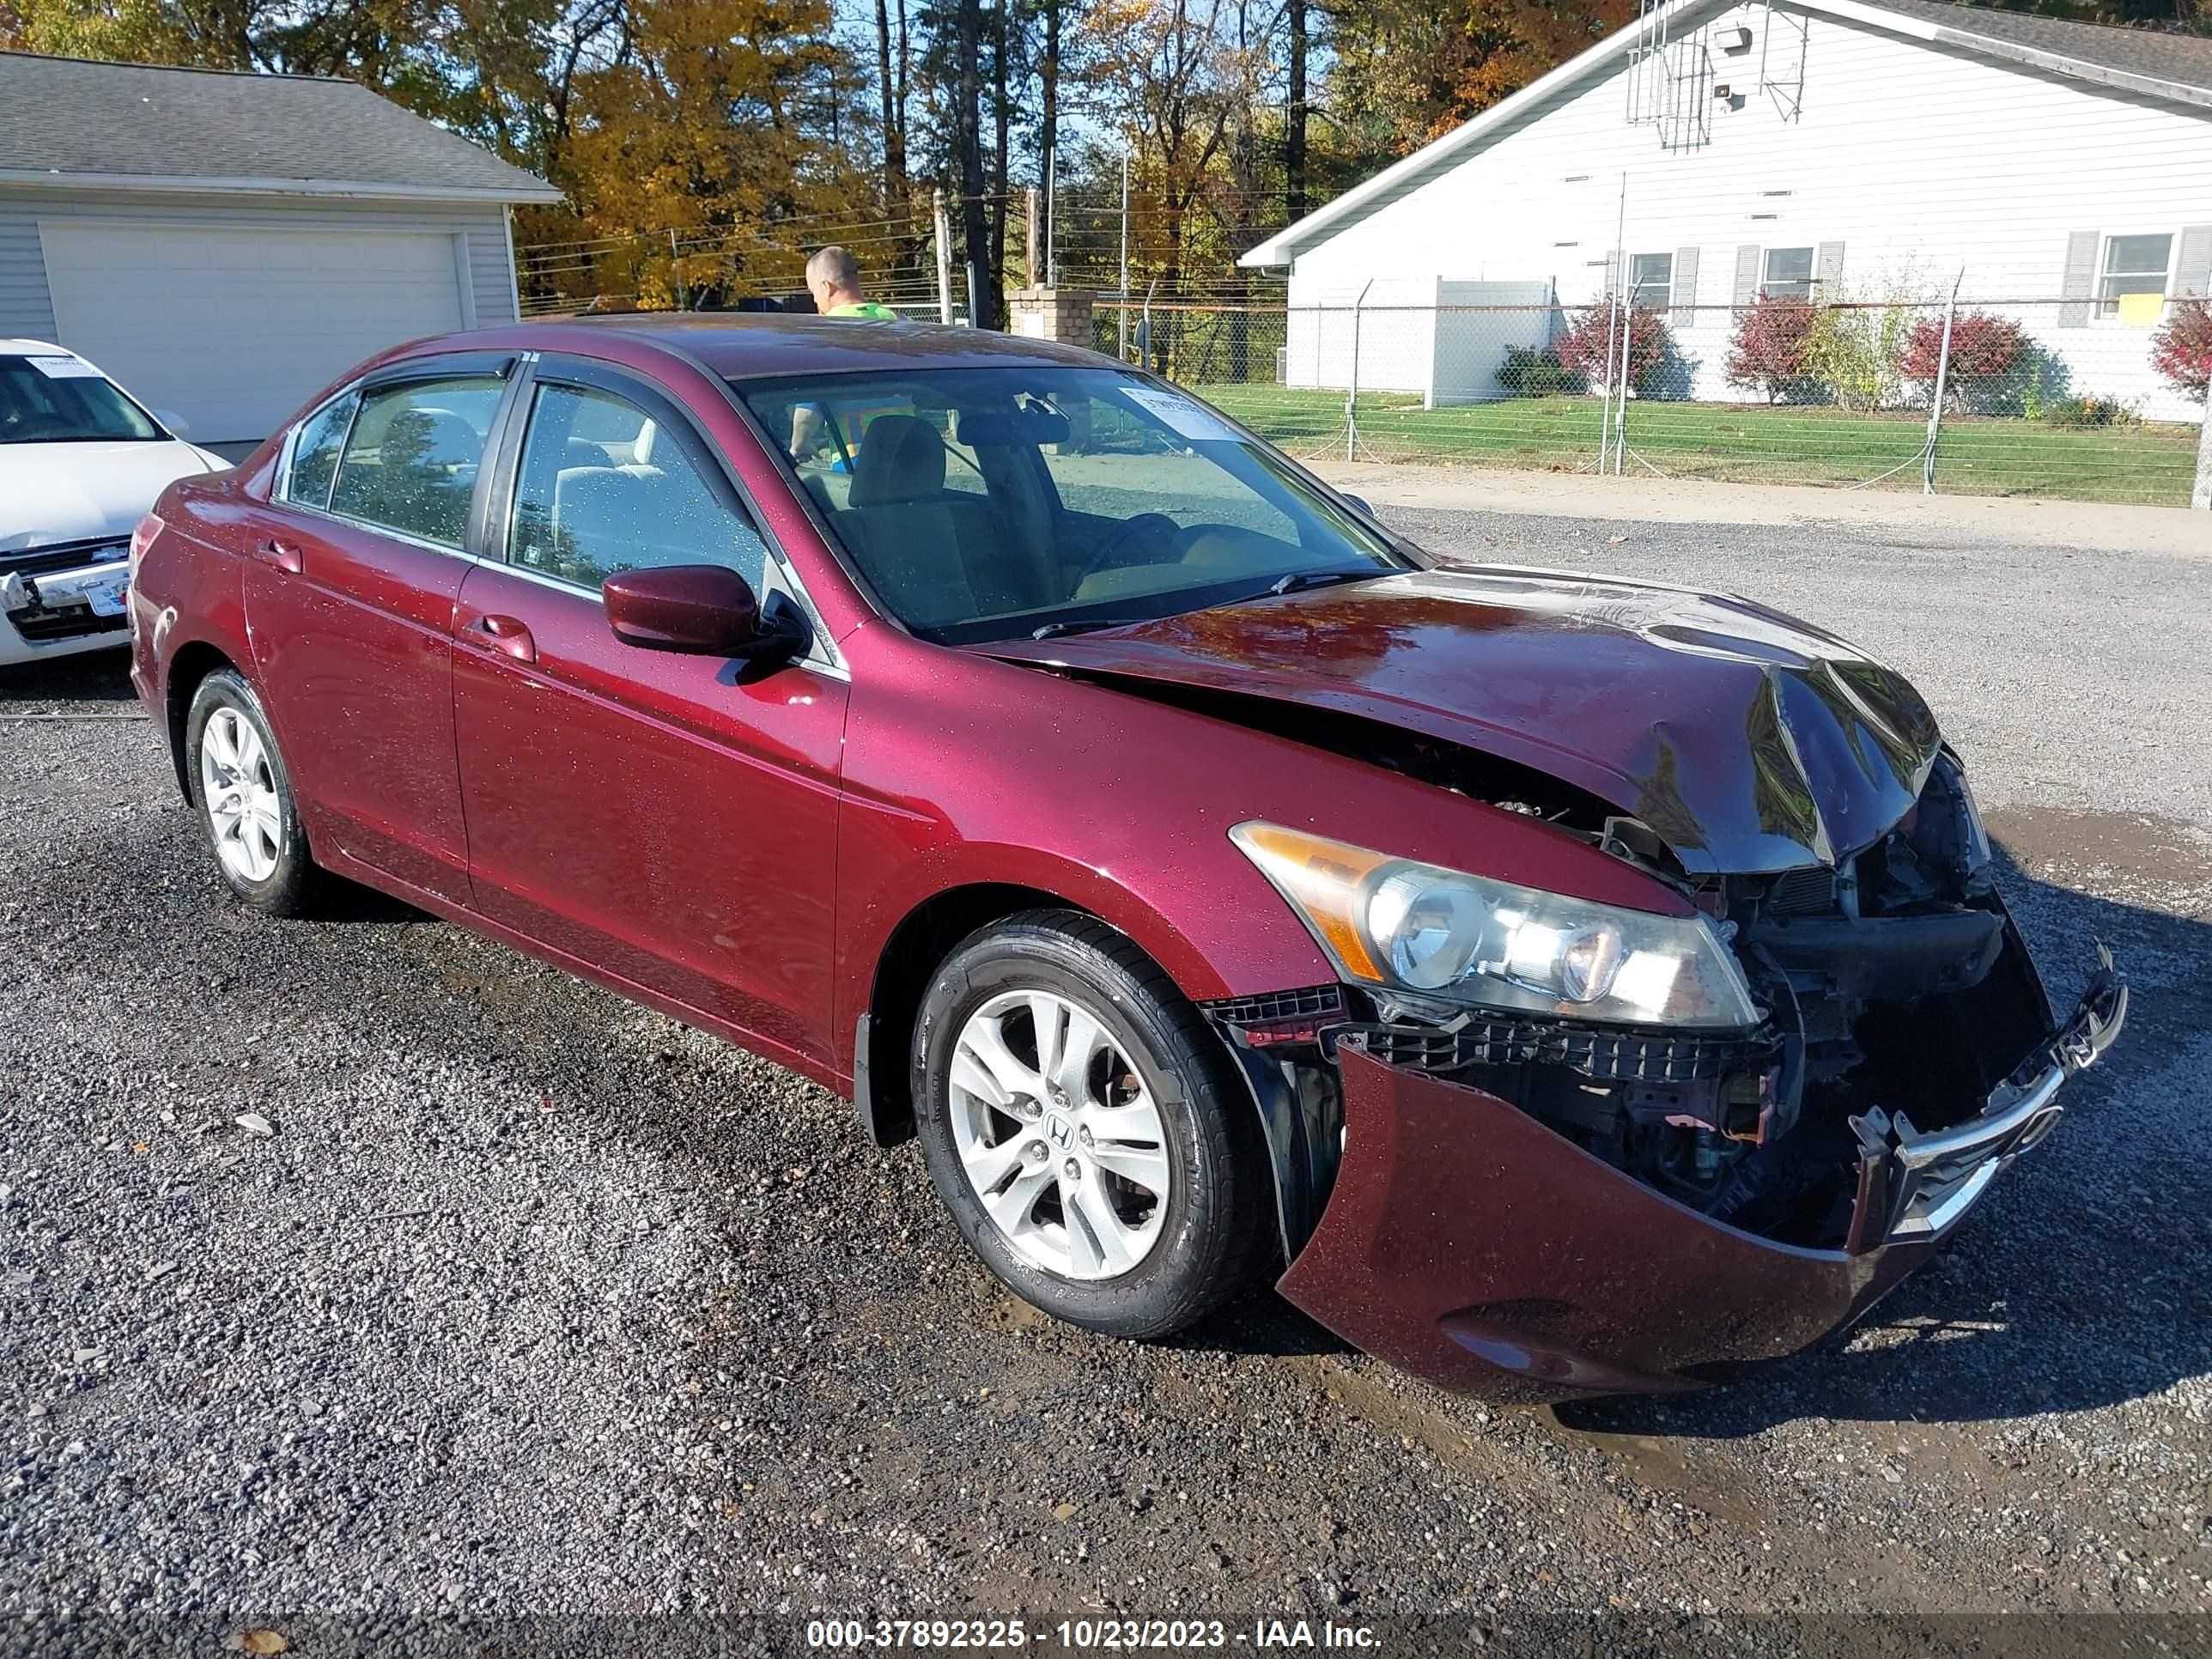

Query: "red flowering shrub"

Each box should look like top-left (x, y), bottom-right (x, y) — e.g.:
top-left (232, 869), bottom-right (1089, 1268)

top-left (1553, 302), bottom-right (1673, 394)
top-left (1725, 295), bottom-right (1817, 403)
top-left (2151, 298), bottom-right (2212, 400)
top-left (1898, 312), bottom-right (2028, 408)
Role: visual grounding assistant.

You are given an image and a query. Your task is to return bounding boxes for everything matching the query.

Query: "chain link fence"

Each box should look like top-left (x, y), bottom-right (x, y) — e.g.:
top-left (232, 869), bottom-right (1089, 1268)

top-left (1091, 294), bottom-right (2212, 507)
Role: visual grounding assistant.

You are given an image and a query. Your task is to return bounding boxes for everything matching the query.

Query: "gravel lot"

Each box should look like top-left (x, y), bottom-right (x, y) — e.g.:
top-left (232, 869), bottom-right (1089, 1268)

top-left (3, 502), bottom-right (2209, 1650)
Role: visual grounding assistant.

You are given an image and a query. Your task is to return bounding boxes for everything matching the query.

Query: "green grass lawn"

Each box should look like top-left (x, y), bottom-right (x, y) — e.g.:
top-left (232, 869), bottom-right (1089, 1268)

top-left (1194, 386), bottom-right (2199, 507)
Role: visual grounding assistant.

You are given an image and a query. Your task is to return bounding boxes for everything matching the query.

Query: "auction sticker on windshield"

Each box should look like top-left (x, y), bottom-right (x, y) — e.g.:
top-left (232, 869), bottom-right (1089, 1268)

top-left (25, 355), bottom-right (103, 380)
top-left (1120, 384), bottom-right (1242, 444)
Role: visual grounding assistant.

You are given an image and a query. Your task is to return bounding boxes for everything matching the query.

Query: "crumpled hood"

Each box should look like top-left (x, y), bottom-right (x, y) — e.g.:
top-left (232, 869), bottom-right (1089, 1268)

top-left (0, 441), bottom-right (217, 553)
top-left (981, 565), bottom-right (1942, 875)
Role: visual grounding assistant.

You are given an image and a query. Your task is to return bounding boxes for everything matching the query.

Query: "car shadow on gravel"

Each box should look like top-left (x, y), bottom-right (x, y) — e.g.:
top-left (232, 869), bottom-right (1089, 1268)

top-left (1554, 843), bottom-right (2212, 1438)
top-left (0, 652), bottom-right (137, 703)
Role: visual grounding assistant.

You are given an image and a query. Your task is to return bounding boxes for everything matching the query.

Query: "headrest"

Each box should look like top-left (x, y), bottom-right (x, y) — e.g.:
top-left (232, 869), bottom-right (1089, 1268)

top-left (849, 414), bottom-right (946, 507)
top-left (384, 407), bottom-right (480, 470)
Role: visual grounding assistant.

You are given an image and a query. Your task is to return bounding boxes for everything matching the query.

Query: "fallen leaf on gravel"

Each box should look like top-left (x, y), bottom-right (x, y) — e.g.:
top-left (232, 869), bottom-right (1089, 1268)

top-left (1607, 534), bottom-right (1629, 544)
top-left (234, 1114), bottom-right (276, 1138)
top-left (227, 1632), bottom-right (289, 1655)
top-left (145, 1261), bottom-right (176, 1282)
top-left (1053, 1502), bottom-right (1078, 1521)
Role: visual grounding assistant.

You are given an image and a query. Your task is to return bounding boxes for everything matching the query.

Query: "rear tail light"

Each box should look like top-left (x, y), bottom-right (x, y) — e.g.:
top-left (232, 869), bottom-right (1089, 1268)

top-left (129, 512), bottom-right (163, 575)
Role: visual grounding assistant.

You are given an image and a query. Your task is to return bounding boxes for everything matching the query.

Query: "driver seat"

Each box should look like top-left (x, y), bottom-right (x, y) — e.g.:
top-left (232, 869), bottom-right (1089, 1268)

top-left (841, 415), bottom-right (980, 625)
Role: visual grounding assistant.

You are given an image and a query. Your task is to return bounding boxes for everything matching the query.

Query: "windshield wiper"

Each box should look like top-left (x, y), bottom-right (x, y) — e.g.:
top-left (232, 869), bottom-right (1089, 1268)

top-left (1263, 568), bottom-right (1389, 599)
top-left (1030, 617), bottom-right (1151, 640)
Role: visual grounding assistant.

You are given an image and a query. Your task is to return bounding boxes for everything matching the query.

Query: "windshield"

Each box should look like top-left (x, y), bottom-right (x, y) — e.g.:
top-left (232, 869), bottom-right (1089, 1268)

top-left (734, 366), bottom-right (1402, 642)
top-left (0, 354), bottom-right (163, 445)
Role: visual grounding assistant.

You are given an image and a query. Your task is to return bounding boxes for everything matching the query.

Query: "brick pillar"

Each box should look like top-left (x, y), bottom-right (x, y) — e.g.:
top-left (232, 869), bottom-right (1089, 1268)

top-left (1006, 287), bottom-right (1097, 349)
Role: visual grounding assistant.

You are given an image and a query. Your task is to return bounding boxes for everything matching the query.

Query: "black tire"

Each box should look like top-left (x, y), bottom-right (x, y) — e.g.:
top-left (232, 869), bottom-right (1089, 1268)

top-left (185, 668), bottom-right (319, 916)
top-left (912, 910), bottom-right (1269, 1339)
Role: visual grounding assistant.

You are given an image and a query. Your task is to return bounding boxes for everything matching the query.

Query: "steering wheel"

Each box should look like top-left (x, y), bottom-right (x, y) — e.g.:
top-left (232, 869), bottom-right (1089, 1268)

top-left (1074, 513), bottom-right (1183, 584)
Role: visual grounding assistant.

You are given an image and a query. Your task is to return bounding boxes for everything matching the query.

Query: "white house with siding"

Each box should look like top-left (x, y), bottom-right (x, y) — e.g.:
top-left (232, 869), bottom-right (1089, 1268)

top-left (0, 52), bottom-right (563, 443)
top-left (1242, 0), bottom-right (2212, 422)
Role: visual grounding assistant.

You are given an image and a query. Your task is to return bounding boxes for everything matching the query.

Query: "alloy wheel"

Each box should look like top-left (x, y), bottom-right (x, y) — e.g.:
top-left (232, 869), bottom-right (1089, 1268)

top-left (199, 707), bottom-right (283, 884)
top-left (948, 989), bottom-right (1172, 1279)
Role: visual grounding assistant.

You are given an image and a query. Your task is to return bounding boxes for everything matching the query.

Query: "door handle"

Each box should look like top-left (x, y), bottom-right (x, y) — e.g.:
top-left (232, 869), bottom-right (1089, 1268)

top-left (258, 538), bottom-right (303, 574)
top-left (465, 611), bottom-right (537, 665)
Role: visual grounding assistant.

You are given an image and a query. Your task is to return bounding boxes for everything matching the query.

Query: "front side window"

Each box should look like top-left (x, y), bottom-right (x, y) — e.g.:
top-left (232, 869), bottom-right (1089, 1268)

top-left (328, 375), bottom-right (504, 549)
top-left (282, 393), bottom-right (356, 511)
top-left (1761, 247), bottom-right (1814, 301)
top-left (507, 382), bottom-right (769, 592)
top-left (736, 367), bottom-right (1401, 642)
top-left (0, 354), bottom-right (162, 445)
top-left (2100, 233), bottom-right (2172, 315)
top-left (1630, 252), bottom-right (1673, 311)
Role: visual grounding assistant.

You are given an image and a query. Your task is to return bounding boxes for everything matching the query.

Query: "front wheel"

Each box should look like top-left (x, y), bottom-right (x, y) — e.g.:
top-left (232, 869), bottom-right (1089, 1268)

top-left (911, 912), bottom-right (1269, 1339)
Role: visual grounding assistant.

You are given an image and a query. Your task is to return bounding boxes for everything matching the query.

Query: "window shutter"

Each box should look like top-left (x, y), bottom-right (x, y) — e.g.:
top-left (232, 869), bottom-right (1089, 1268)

top-left (1732, 244), bottom-right (1761, 315)
top-left (1672, 246), bottom-right (1700, 328)
top-left (2176, 224), bottom-right (2212, 300)
top-left (2059, 230), bottom-right (2100, 326)
top-left (1814, 240), bottom-right (1845, 295)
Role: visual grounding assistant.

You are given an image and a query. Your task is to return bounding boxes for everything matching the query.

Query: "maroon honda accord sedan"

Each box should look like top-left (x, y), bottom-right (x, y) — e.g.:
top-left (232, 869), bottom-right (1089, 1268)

top-left (128, 317), bottom-right (2124, 1401)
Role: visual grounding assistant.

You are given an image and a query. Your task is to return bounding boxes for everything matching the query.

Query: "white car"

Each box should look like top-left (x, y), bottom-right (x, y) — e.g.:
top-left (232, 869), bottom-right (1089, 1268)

top-left (1, 340), bottom-right (229, 668)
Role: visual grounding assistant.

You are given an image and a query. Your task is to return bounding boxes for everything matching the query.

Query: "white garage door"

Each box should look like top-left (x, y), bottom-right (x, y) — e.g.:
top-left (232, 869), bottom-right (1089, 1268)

top-left (40, 220), bottom-right (469, 443)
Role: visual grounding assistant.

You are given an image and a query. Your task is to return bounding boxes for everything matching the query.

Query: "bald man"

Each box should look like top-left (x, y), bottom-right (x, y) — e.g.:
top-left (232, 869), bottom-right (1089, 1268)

top-left (805, 246), bottom-right (896, 320)
top-left (791, 246), bottom-right (899, 459)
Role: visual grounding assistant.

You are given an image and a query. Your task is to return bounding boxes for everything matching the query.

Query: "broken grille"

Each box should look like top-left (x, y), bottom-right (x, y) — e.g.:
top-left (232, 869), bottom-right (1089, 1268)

top-left (1342, 1016), bottom-right (1779, 1085)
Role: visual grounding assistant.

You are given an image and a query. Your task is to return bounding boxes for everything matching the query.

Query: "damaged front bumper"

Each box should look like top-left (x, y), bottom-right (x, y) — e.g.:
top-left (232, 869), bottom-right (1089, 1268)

top-left (1270, 958), bottom-right (2127, 1403)
top-left (0, 540), bottom-right (132, 663)
top-left (1850, 948), bottom-right (2125, 1248)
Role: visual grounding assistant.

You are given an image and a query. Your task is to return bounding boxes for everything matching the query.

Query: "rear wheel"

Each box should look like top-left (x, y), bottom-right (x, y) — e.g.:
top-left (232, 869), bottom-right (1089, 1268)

top-left (185, 668), bottom-right (317, 915)
top-left (912, 912), bottom-right (1268, 1339)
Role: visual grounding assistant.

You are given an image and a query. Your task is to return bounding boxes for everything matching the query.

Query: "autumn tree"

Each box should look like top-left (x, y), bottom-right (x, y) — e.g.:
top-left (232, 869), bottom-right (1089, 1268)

top-left (1080, 0), bottom-right (1255, 355)
top-left (556, 0), bottom-right (859, 306)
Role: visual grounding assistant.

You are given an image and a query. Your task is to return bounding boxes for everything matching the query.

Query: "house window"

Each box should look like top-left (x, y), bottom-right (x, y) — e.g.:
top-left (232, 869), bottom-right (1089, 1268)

top-left (2100, 233), bottom-right (2172, 315)
top-left (1761, 246), bottom-right (1814, 301)
top-left (1630, 252), bottom-right (1673, 310)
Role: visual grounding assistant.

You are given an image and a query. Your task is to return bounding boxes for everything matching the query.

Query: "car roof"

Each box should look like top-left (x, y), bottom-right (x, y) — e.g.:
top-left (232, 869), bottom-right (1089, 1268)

top-left (473, 314), bottom-right (1112, 381)
top-left (0, 338), bottom-right (70, 356)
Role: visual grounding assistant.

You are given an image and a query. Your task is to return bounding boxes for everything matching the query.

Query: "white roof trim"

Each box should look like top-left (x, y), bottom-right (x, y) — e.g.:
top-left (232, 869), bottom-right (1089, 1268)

top-left (0, 167), bottom-right (566, 205)
top-left (1240, 0), bottom-right (2212, 267)
top-left (1238, 2), bottom-right (1675, 269)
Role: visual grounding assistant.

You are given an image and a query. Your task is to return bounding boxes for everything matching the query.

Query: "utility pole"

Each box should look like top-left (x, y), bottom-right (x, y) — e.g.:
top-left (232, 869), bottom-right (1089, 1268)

top-left (668, 228), bottom-right (684, 311)
top-left (1025, 187), bottom-right (1039, 287)
top-left (1045, 143), bottom-right (1057, 289)
top-left (933, 188), bottom-right (953, 324)
top-left (1923, 269), bottom-right (1963, 495)
top-left (1118, 148), bottom-right (1131, 359)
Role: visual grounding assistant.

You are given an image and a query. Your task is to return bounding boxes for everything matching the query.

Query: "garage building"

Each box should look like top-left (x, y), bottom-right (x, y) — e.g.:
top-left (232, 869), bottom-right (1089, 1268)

top-left (0, 51), bottom-right (563, 444)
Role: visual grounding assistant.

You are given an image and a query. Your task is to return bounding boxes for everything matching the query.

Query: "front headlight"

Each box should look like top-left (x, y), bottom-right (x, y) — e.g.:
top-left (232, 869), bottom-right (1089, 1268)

top-left (1230, 821), bottom-right (1760, 1029)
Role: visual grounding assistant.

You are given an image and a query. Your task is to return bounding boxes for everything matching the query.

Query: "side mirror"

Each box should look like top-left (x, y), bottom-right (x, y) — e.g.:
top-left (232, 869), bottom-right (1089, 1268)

top-left (603, 564), bottom-right (801, 659)
top-left (155, 409), bottom-right (191, 438)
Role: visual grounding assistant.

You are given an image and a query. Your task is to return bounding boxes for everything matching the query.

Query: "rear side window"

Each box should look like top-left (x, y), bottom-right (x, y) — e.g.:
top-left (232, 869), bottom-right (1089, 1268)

top-left (507, 382), bottom-right (768, 592)
top-left (282, 393), bottom-right (355, 511)
top-left (328, 376), bottom-right (504, 549)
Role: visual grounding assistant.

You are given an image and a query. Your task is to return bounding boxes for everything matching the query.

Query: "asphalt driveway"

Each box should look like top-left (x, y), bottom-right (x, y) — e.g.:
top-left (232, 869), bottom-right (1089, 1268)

top-left (3, 503), bottom-right (2209, 1649)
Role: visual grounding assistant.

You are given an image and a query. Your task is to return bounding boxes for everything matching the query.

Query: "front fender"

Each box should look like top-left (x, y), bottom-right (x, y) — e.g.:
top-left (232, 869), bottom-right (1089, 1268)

top-left (835, 831), bottom-right (1335, 1067)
